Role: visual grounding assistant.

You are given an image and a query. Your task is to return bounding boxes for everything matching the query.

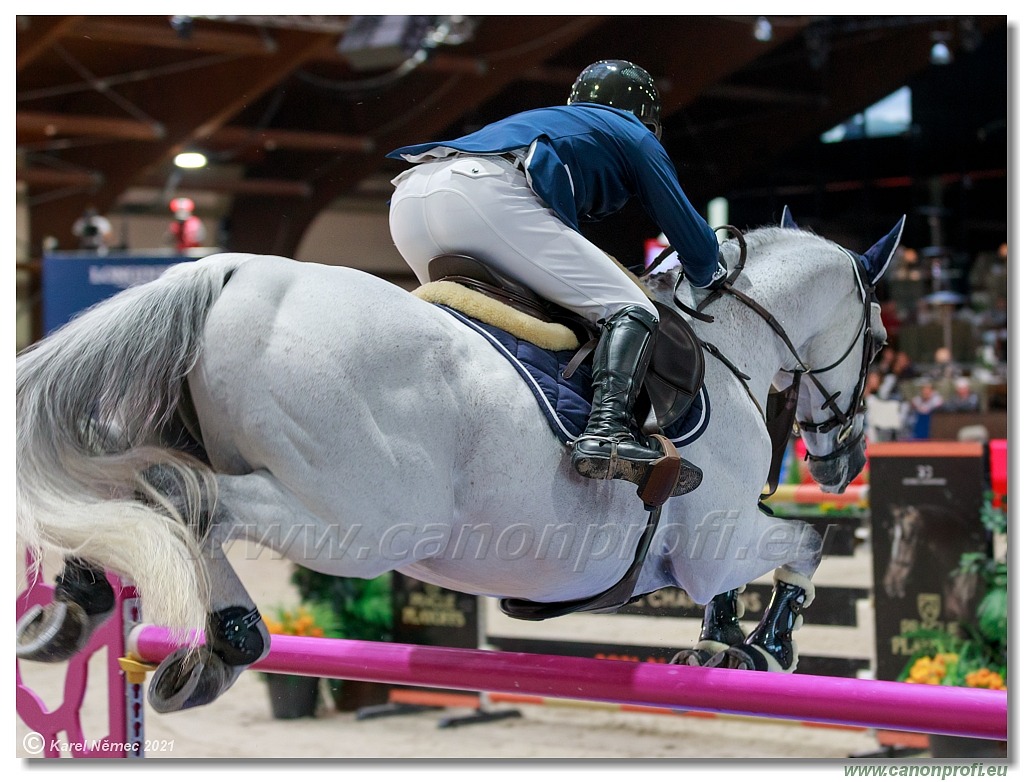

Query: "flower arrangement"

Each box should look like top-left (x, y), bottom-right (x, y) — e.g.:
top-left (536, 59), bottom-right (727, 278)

top-left (261, 601), bottom-right (341, 638)
top-left (289, 569), bottom-right (392, 642)
top-left (899, 493), bottom-right (1007, 691)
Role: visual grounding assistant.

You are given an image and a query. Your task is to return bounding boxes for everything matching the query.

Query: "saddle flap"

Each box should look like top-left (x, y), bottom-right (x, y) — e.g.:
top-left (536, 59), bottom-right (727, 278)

top-left (646, 300), bottom-right (705, 430)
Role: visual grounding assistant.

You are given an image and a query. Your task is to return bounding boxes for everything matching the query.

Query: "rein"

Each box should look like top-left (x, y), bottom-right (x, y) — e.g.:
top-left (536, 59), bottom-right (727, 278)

top-left (650, 226), bottom-right (877, 493)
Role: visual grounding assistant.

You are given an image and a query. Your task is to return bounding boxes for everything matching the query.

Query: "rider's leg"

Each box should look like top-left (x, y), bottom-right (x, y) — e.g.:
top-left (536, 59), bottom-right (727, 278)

top-left (388, 155), bottom-right (700, 493)
top-left (570, 305), bottom-right (679, 482)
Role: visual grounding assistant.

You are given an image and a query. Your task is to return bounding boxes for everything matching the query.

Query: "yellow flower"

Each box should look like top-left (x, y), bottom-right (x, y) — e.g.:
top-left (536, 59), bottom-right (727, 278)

top-left (261, 602), bottom-right (339, 638)
top-left (966, 669), bottom-right (1006, 690)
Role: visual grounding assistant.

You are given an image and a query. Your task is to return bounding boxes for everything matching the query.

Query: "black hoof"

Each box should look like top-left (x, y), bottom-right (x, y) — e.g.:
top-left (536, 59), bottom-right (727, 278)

top-left (148, 646), bottom-right (240, 713)
top-left (670, 642), bottom-right (731, 667)
top-left (716, 644), bottom-right (787, 672)
top-left (16, 601), bottom-right (102, 663)
top-left (670, 649), bottom-right (715, 666)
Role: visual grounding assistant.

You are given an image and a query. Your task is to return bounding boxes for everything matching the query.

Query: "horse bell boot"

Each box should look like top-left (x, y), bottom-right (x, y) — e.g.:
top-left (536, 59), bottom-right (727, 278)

top-left (571, 306), bottom-right (701, 499)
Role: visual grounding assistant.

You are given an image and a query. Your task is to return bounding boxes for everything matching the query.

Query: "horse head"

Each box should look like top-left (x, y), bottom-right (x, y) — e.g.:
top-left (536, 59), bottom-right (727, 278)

top-left (883, 505), bottom-right (922, 598)
top-left (786, 210), bottom-right (903, 493)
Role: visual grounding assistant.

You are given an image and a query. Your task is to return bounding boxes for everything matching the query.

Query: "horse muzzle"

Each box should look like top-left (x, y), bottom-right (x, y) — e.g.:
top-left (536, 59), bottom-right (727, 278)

top-left (805, 431), bottom-right (867, 494)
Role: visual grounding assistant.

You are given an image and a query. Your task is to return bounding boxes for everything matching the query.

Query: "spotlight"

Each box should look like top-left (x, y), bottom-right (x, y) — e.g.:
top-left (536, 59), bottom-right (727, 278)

top-left (174, 151), bottom-right (208, 169)
top-left (930, 33), bottom-right (953, 65)
top-left (753, 17), bottom-right (773, 43)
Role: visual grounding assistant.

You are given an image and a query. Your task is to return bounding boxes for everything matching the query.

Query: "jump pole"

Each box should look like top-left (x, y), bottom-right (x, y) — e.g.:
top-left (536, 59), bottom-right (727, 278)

top-left (128, 625), bottom-right (1006, 741)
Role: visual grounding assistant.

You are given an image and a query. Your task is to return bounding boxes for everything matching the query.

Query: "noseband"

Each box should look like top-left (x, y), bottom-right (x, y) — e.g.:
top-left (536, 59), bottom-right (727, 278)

top-left (657, 227), bottom-right (879, 465)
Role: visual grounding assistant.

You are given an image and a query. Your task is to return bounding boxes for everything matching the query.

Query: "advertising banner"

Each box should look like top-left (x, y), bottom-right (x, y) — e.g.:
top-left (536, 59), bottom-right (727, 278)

top-left (42, 252), bottom-right (196, 333)
top-left (868, 441), bottom-right (988, 682)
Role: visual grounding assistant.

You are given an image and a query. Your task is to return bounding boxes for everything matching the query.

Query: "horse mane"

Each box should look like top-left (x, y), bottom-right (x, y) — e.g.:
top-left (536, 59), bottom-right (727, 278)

top-left (641, 223), bottom-right (837, 295)
top-left (724, 224), bottom-right (836, 262)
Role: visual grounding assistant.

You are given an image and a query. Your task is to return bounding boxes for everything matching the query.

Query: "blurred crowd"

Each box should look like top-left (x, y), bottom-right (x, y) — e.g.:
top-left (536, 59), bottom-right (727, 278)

top-left (863, 241), bottom-right (1007, 442)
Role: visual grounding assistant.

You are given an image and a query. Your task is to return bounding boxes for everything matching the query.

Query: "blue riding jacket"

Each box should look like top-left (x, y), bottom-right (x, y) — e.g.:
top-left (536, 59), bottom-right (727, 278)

top-left (387, 103), bottom-right (721, 288)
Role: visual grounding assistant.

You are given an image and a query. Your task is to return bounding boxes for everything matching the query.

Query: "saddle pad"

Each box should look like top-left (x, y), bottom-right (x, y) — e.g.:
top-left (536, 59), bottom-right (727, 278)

top-left (440, 306), bottom-right (710, 448)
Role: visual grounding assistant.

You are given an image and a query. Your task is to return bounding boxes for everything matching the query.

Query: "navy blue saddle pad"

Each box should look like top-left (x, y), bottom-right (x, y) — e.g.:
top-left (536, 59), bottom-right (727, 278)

top-left (439, 306), bottom-right (709, 448)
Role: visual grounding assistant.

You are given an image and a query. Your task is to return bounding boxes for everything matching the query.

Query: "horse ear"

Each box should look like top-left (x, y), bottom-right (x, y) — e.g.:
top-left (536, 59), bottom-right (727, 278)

top-left (858, 216), bottom-right (906, 286)
top-left (780, 205), bottom-right (799, 230)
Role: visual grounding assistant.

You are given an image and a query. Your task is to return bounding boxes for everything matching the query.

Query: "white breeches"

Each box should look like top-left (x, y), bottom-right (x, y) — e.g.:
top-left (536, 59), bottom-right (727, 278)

top-left (388, 155), bottom-right (657, 324)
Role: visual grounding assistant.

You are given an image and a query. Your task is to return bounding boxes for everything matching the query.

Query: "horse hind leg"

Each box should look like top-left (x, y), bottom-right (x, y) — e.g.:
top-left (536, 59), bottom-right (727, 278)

top-left (17, 558), bottom-right (116, 663)
top-left (144, 476), bottom-right (270, 713)
top-left (712, 567), bottom-right (816, 673)
top-left (17, 458), bottom-right (206, 664)
top-left (147, 604), bottom-right (268, 713)
top-left (670, 588), bottom-right (746, 666)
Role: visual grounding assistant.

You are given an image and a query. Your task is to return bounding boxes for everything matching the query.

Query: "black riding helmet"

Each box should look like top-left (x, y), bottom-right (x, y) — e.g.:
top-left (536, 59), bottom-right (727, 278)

top-left (568, 60), bottom-right (662, 140)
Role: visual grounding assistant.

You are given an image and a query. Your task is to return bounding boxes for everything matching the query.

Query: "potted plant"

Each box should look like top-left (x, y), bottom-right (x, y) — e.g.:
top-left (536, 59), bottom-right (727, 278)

top-left (260, 601), bottom-right (341, 719)
top-left (290, 568), bottom-right (394, 711)
top-left (898, 493), bottom-right (1007, 757)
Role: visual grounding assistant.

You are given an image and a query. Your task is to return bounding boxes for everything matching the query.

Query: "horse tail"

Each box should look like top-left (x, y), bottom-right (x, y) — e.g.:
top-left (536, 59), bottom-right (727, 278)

top-left (17, 253), bottom-right (253, 639)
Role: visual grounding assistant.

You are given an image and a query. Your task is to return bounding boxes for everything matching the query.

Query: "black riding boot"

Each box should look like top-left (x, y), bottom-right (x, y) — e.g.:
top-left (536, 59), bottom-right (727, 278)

top-left (571, 306), bottom-right (700, 495)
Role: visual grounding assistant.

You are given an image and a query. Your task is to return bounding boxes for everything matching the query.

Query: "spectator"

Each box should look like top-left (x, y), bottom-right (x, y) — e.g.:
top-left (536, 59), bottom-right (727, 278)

top-left (942, 377), bottom-right (981, 413)
top-left (167, 197), bottom-right (207, 251)
top-left (910, 381), bottom-right (944, 439)
top-left (874, 345), bottom-right (897, 376)
top-left (878, 350), bottom-right (915, 401)
top-left (929, 346), bottom-right (960, 381)
top-left (72, 206), bottom-right (113, 252)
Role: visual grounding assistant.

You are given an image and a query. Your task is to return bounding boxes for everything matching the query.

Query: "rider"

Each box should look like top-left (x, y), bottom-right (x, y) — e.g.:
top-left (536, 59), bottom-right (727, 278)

top-left (386, 59), bottom-right (726, 496)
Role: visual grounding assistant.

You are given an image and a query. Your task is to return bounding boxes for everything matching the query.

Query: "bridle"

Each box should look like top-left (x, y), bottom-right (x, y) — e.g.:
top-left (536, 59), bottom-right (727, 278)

top-left (649, 226), bottom-right (881, 466)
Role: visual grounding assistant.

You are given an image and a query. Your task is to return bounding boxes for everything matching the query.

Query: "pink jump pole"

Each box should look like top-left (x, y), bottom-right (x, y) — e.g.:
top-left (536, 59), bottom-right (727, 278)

top-left (129, 625), bottom-right (1006, 741)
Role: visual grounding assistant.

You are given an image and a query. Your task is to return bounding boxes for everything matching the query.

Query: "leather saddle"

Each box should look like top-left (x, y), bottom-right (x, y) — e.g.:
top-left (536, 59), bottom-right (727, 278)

top-left (426, 254), bottom-right (705, 434)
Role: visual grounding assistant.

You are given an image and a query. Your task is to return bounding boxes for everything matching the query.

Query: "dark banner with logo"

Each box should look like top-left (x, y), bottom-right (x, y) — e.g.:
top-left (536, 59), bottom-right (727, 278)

top-left (389, 574), bottom-right (481, 702)
top-left (42, 252), bottom-right (195, 334)
top-left (868, 442), bottom-right (988, 682)
top-left (391, 574), bottom-right (480, 649)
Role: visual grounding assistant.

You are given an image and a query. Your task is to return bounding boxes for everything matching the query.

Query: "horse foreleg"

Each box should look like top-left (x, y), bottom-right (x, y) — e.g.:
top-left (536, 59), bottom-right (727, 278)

top-left (670, 588), bottom-right (746, 666)
top-left (147, 522), bottom-right (269, 714)
top-left (715, 567), bottom-right (816, 673)
top-left (709, 516), bottom-right (822, 673)
top-left (17, 558), bottom-right (115, 662)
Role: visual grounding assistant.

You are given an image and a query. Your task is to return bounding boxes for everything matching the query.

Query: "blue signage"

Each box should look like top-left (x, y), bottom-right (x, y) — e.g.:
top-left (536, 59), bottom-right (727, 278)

top-left (42, 252), bottom-right (198, 334)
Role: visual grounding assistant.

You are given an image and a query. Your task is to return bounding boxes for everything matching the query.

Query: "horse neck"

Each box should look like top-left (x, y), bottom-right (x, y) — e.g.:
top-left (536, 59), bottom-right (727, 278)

top-left (652, 234), bottom-right (859, 406)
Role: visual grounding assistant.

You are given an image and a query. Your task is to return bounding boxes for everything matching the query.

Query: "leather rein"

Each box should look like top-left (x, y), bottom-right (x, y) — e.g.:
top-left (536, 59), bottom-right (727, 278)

top-left (646, 227), bottom-right (879, 491)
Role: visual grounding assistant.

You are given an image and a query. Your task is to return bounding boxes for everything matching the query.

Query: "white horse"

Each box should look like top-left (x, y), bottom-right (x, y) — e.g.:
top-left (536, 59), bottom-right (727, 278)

top-left (16, 210), bottom-right (901, 712)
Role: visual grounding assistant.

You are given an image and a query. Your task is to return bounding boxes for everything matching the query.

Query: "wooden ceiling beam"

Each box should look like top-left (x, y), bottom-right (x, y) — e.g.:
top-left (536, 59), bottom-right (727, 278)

top-left (17, 110), bottom-right (375, 153)
top-left (658, 17), bottom-right (811, 114)
top-left (226, 16), bottom-right (608, 256)
top-left (17, 110), bottom-right (165, 142)
top-left (63, 16), bottom-right (604, 83)
top-left (26, 28), bottom-right (339, 255)
top-left (207, 126), bottom-right (374, 154)
top-left (71, 17), bottom-right (277, 55)
top-left (16, 16), bottom-right (83, 71)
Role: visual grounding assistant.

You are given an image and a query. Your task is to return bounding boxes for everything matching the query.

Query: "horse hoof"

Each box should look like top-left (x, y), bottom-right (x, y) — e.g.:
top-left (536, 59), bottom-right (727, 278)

top-left (670, 649), bottom-right (710, 666)
top-left (148, 646), bottom-right (240, 713)
top-left (671, 641), bottom-right (730, 667)
top-left (721, 646), bottom-right (760, 670)
top-left (719, 643), bottom-right (792, 672)
top-left (670, 640), bottom-right (731, 667)
top-left (16, 601), bottom-right (92, 662)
